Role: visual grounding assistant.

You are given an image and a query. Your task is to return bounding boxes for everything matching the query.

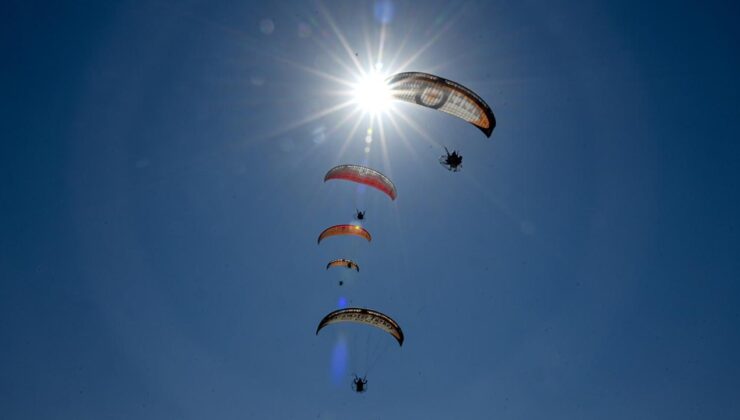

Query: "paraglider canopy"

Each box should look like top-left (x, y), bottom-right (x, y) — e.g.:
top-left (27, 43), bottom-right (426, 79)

top-left (316, 307), bottom-right (404, 346)
top-left (326, 258), bottom-right (360, 272)
top-left (317, 225), bottom-right (372, 244)
top-left (324, 165), bottom-right (397, 200)
top-left (387, 72), bottom-right (496, 137)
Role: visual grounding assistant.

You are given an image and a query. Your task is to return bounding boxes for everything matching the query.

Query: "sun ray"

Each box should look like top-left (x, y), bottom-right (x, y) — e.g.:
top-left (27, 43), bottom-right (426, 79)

top-left (377, 24), bottom-right (388, 65)
top-left (394, 5), bottom-right (466, 72)
top-left (392, 110), bottom-right (442, 150)
top-left (317, 1), bottom-right (367, 76)
top-left (394, 25), bottom-right (448, 72)
top-left (335, 114), bottom-right (368, 163)
top-left (310, 35), bottom-right (365, 82)
top-left (362, 22), bottom-right (376, 69)
top-left (425, 50), bottom-right (478, 74)
top-left (377, 115), bottom-right (395, 181)
top-left (385, 112), bottom-right (420, 162)
top-left (325, 107), bottom-right (364, 139)
top-left (259, 99), bottom-right (356, 142)
top-left (161, 1), bottom-right (367, 99)
top-left (320, 87), bottom-right (360, 98)
top-left (273, 55), bottom-right (356, 89)
top-left (385, 16), bottom-right (420, 71)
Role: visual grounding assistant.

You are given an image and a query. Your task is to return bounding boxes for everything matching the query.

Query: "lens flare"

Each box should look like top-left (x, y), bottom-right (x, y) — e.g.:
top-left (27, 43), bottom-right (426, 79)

top-left (330, 335), bottom-right (348, 385)
top-left (352, 70), bottom-right (391, 115)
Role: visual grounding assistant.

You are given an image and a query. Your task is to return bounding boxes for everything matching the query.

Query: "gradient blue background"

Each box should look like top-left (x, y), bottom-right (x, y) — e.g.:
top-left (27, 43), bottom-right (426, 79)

top-left (2, 0), bottom-right (739, 418)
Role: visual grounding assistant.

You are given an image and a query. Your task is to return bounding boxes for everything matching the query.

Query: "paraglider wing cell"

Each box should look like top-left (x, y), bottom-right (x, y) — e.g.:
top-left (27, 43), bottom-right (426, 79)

top-left (317, 225), bottom-right (372, 244)
top-left (326, 258), bottom-right (360, 272)
top-left (316, 307), bottom-right (404, 346)
top-left (324, 165), bottom-right (397, 200)
top-left (386, 72), bottom-right (496, 137)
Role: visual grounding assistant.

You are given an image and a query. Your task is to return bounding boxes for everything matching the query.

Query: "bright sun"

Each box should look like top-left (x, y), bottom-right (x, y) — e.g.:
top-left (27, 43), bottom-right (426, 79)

top-left (352, 68), bottom-right (392, 115)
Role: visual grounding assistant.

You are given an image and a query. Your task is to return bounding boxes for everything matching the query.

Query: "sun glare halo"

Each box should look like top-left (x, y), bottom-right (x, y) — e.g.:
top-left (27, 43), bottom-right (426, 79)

top-left (352, 69), bottom-right (392, 115)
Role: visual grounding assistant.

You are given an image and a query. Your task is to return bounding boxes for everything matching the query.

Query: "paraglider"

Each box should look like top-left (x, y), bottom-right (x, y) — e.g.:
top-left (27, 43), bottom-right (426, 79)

top-left (386, 72), bottom-right (496, 137)
top-left (325, 165), bottom-right (397, 200)
top-left (326, 259), bottom-right (360, 272)
top-left (327, 258), bottom-right (360, 285)
top-left (316, 307), bottom-right (404, 346)
top-left (440, 147), bottom-right (463, 172)
top-left (317, 308), bottom-right (403, 389)
top-left (326, 258), bottom-right (360, 271)
top-left (352, 375), bottom-right (368, 393)
top-left (355, 209), bottom-right (366, 220)
top-left (317, 225), bottom-right (372, 244)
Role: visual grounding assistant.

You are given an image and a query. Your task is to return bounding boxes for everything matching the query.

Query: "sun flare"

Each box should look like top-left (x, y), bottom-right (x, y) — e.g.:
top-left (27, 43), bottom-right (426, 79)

top-left (264, 5), bottom-right (462, 164)
top-left (352, 68), bottom-right (392, 115)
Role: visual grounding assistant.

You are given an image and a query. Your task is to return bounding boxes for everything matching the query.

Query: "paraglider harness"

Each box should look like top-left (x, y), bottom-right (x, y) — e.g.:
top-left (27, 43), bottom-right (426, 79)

top-left (352, 375), bottom-right (368, 393)
top-left (440, 147), bottom-right (463, 172)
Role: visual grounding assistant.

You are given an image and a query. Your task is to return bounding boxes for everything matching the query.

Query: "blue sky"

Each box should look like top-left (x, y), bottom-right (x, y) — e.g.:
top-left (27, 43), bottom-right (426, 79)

top-left (2, 0), bottom-right (739, 418)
